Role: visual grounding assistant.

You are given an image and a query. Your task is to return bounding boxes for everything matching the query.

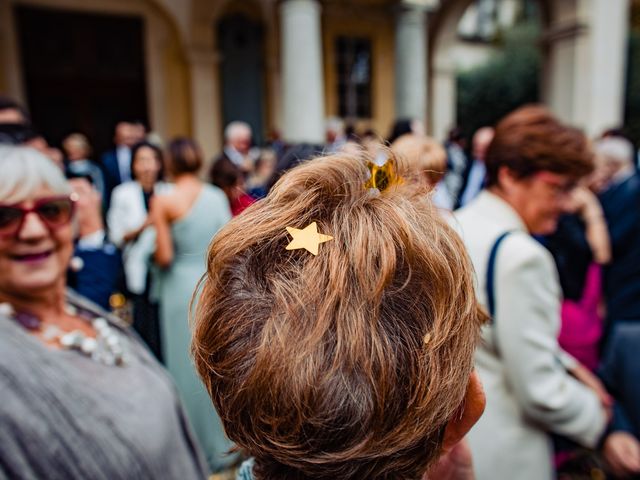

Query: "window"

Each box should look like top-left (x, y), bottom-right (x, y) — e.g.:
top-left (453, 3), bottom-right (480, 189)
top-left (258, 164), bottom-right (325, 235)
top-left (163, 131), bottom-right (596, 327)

top-left (335, 36), bottom-right (372, 118)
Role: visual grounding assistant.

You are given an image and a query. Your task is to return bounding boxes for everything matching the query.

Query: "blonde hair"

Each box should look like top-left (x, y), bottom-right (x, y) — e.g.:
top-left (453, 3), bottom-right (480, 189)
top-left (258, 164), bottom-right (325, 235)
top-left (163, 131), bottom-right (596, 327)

top-left (193, 151), bottom-right (483, 479)
top-left (390, 134), bottom-right (447, 185)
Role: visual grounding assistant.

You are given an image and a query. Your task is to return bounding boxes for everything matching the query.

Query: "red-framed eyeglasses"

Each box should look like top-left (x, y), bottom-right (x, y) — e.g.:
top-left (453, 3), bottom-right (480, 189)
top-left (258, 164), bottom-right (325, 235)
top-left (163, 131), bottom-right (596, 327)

top-left (0, 195), bottom-right (76, 238)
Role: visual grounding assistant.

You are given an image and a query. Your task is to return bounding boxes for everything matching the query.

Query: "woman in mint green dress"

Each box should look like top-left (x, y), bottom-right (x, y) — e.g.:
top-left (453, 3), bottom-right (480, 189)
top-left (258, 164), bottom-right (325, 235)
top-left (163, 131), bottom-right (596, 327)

top-left (151, 138), bottom-right (234, 471)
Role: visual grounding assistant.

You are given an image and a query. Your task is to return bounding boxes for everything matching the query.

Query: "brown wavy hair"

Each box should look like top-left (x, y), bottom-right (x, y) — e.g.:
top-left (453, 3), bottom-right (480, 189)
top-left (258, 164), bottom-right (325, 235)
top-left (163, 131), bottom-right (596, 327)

top-left (485, 105), bottom-right (594, 187)
top-left (193, 151), bottom-right (484, 479)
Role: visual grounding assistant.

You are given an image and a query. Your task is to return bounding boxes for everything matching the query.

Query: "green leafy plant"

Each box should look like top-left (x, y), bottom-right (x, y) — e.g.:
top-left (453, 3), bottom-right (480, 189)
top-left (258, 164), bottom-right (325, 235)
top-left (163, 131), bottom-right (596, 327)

top-left (456, 22), bottom-right (541, 140)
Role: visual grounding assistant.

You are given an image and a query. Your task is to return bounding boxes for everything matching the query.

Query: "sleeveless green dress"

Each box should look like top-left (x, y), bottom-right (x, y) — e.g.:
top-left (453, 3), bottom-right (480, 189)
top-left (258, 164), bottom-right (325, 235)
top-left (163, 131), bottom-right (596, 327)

top-left (157, 184), bottom-right (234, 471)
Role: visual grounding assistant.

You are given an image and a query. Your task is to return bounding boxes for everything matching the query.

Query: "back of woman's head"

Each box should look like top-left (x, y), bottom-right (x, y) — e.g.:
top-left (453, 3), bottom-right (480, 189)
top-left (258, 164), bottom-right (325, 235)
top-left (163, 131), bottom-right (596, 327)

top-left (193, 151), bottom-right (483, 480)
top-left (391, 134), bottom-right (447, 186)
top-left (210, 156), bottom-right (242, 190)
top-left (485, 105), bottom-right (593, 186)
top-left (167, 137), bottom-right (202, 176)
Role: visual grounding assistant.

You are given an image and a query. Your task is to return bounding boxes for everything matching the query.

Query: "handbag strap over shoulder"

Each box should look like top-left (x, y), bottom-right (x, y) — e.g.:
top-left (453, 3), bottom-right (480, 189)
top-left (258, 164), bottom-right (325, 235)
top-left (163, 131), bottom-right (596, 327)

top-left (486, 231), bottom-right (512, 320)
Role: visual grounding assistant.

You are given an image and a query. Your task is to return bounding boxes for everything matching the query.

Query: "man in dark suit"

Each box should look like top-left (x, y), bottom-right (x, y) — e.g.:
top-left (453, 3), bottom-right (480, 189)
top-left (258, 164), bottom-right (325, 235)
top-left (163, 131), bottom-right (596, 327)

top-left (443, 126), bottom-right (469, 208)
top-left (594, 137), bottom-right (640, 340)
top-left (100, 121), bottom-right (145, 208)
top-left (209, 121), bottom-right (255, 175)
top-left (457, 126), bottom-right (494, 208)
top-left (209, 121), bottom-right (260, 216)
top-left (599, 323), bottom-right (640, 477)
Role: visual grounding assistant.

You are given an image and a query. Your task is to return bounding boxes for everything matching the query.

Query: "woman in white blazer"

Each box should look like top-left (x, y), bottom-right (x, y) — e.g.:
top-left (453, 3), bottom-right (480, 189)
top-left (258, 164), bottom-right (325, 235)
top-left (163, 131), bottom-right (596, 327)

top-left (453, 106), bottom-right (611, 480)
top-left (107, 141), bottom-right (172, 359)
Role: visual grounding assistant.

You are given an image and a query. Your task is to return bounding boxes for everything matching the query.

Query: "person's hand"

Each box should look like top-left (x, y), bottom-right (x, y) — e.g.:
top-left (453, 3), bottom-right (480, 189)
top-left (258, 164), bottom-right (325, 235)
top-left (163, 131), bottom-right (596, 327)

top-left (123, 218), bottom-right (151, 244)
top-left (604, 431), bottom-right (640, 478)
top-left (569, 362), bottom-right (613, 420)
top-left (69, 177), bottom-right (101, 211)
top-left (569, 187), bottom-right (604, 221)
top-left (68, 178), bottom-right (104, 236)
top-left (423, 440), bottom-right (474, 480)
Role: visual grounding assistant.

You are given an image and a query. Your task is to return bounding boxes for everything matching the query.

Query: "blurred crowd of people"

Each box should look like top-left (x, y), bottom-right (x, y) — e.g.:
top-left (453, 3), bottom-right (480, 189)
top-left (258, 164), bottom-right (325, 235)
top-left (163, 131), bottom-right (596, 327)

top-left (1, 92), bottom-right (640, 480)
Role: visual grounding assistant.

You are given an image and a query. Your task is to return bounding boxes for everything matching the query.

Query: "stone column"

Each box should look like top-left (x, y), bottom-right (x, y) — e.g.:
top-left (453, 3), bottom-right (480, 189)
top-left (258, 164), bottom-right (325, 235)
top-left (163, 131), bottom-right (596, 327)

top-left (187, 47), bottom-right (222, 162)
top-left (431, 61), bottom-right (456, 142)
top-left (394, 3), bottom-right (428, 124)
top-left (544, 0), bottom-right (629, 136)
top-left (280, 0), bottom-right (325, 144)
top-left (587, 0), bottom-right (629, 135)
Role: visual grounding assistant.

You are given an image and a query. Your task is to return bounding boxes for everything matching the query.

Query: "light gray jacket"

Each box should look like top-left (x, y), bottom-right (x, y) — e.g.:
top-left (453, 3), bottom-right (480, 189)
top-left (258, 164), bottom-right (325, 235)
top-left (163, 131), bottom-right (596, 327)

top-left (453, 191), bottom-right (606, 480)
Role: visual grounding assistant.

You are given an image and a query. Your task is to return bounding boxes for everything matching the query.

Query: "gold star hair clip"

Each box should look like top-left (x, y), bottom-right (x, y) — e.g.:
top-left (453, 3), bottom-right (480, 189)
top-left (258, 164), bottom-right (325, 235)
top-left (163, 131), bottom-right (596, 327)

top-left (285, 222), bottom-right (333, 256)
top-left (364, 153), bottom-right (402, 192)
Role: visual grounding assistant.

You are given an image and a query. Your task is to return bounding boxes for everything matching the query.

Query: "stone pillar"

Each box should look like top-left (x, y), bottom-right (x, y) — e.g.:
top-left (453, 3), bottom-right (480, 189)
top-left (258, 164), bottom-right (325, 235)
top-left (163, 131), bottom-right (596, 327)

top-left (431, 62), bottom-right (456, 142)
top-left (544, 0), bottom-right (629, 136)
top-left (394, 4), bottom-right (428, 123)
top-left (280, 0), bottom-right (325, 143)
top-left (587, 0), bottom-right (629, 135)
top-left (187, 47), bottom-right (222, 162)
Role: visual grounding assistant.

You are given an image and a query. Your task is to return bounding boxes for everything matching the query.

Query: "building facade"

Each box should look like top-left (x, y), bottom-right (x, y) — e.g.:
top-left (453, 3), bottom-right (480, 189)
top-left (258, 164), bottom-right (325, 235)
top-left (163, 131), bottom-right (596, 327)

top-left (0, 0), bottom-right (631, 159)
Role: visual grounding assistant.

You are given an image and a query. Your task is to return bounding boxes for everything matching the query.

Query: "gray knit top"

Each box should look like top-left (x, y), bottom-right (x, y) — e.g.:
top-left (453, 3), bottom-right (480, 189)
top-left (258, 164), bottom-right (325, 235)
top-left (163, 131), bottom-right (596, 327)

top-left (0, 290), bottom-right (209, 480)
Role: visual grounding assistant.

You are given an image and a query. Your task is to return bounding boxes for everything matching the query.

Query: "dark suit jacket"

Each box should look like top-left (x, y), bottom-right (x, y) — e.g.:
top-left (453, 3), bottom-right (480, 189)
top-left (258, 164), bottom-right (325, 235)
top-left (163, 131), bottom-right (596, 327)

top-left (599, 323), bottom-right (640, 437)
top-left (100, 149), bottom-right (122, 209)
top-left (599, 173), bottom-right (640, 325)
top-left (67, 238), bottom-right (122, 311)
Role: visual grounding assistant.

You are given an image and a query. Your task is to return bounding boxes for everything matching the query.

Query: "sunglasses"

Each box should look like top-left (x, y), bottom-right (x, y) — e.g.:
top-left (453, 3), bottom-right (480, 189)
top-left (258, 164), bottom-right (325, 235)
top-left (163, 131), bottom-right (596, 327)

top-left (0, 196), bottom-right (76, 238)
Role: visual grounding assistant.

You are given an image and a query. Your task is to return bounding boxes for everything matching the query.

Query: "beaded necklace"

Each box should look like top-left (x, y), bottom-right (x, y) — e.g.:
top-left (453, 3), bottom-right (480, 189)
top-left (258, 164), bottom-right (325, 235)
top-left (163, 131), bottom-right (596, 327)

top-left (0, 302), bottom-right (128, 366)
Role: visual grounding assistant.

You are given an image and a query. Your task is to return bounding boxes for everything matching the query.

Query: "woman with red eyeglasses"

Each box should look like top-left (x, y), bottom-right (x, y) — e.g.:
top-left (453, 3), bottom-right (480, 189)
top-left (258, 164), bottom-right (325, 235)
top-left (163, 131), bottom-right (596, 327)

top-left (0, 146), bottom-right (209, 479)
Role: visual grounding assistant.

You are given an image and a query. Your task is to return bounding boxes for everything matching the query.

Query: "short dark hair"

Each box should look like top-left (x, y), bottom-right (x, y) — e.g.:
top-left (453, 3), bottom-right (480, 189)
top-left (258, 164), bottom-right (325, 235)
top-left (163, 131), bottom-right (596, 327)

top-left (387, 118), bottom-right (413, 144)
top-left (130, 141), bottom-right (164, 181)
top-left (0, 96), bottom-right (30, 124)
top-left (486, 105), bottom-right (594, 187)
top-left (167, 137), bottom-right (202, 175)
top-left (209, 156), bottom-right (242, 189)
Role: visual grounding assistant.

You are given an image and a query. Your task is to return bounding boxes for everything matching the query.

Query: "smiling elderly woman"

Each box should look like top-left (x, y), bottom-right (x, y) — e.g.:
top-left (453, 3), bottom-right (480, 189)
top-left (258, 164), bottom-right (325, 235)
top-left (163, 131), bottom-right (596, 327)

top-left (0, 146), bottom-right (208, 479)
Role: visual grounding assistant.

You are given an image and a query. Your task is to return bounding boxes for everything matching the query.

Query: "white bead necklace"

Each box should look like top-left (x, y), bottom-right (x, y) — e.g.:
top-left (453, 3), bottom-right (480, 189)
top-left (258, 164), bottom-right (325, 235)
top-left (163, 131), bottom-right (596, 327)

top-left (0, 302), bottom-right (128, 367)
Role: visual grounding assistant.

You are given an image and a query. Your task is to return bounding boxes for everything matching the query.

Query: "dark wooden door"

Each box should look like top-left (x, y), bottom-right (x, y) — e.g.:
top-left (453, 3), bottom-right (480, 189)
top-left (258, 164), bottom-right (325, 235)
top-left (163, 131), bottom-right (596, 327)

top-left (15, 6), bottom-right (148, 157)
top-left (218, 14), bottom-right (265, 145)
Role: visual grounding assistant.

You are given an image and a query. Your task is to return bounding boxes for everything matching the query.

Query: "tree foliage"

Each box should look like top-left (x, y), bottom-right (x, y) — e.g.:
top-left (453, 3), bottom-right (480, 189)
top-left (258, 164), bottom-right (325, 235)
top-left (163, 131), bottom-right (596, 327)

top-left (456, 22), bottom-right (541, 140)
